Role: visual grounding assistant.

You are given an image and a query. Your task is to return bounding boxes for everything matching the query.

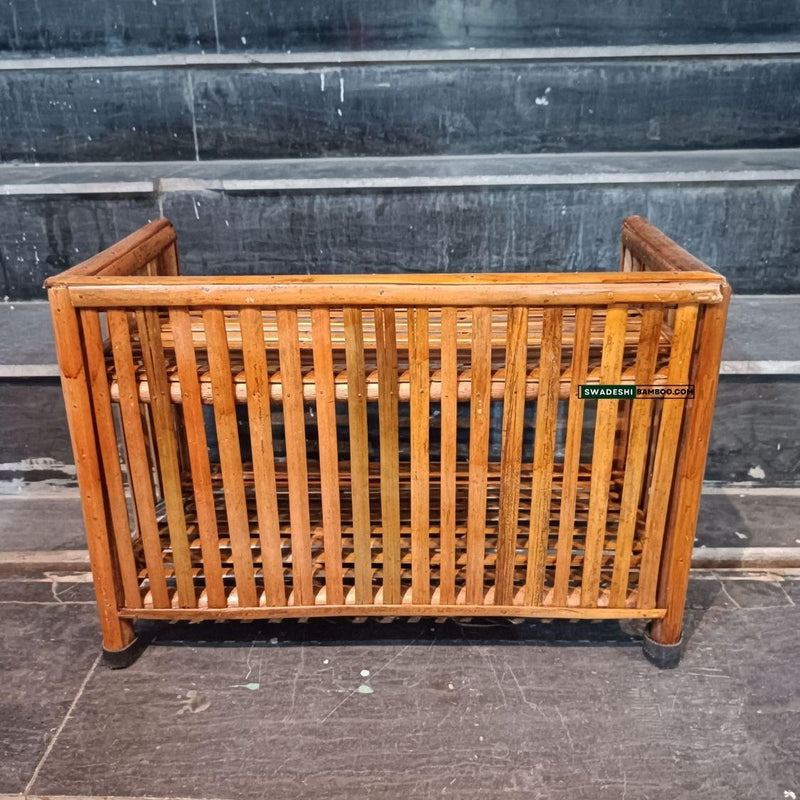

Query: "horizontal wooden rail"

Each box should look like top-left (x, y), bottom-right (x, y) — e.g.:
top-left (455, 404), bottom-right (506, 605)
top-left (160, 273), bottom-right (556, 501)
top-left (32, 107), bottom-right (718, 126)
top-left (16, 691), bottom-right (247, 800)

top-left (120, 605), bottom-right (667, 621)
top-left (44, 218), bottom-right (175, 284)
top-left (65, 275), bottom-right (725, 307)
top-left (622, 215), bottom-right (724, 277)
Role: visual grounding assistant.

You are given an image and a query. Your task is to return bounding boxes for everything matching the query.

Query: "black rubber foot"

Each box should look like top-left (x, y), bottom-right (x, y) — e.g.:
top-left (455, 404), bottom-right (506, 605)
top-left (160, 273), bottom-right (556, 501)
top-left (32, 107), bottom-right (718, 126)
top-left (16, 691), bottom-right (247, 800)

top-left (642, 629), bottom-right (682, 669)
top-left (102, 636), bottom-right (146, 669)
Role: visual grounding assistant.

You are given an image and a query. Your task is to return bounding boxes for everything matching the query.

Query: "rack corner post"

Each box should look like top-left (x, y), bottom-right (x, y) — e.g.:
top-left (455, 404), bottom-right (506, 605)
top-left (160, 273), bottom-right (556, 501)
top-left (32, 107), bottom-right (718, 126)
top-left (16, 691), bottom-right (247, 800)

top-left (650, 285), bottom-right (731, 647)
top-left (48, 284), bottom-right (135, 654)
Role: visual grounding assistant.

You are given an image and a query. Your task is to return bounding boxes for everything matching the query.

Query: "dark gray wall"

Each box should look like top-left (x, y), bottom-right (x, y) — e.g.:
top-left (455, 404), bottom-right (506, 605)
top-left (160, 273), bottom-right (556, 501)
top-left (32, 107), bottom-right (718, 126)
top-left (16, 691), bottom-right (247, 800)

top-left (2, 0), bottom-right (799, 56)
top-left (3, 59), bottom-right (800, 162)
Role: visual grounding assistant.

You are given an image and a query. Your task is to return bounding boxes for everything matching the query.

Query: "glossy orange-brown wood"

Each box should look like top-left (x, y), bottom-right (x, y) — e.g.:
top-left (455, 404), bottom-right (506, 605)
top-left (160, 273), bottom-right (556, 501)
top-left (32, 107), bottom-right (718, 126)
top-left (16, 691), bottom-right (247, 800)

top-left (47, 216), bottom-right (728, 649)
top-left (240, 307), bottom-right (286, 607)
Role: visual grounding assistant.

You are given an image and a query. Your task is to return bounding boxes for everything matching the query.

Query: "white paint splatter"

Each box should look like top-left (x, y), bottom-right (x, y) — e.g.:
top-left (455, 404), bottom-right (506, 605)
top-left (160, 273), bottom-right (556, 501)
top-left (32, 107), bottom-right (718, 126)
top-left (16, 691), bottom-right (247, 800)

top-left (534, 87), bottom-right (551, 106)
top-left (339, 76), bottom-right (345, 103)
top-left (734, 531), bottom-right (748, 540)
top-left (748, 465), bottom-right (766, 480)
top-left (177, 690), bottom-right (210, 714)
top-left (191, 198), bottom-right (200, 220)
top-left (337, 108), bottom-right (342, 116)
top-left (241, 36), bottom-right (247, 45)
top-left (783, 791), bottom-right (796, 800)
top-left (360, 669), bottom-right (370, 677)
top-left (320, 72), bottom-right (325, 91)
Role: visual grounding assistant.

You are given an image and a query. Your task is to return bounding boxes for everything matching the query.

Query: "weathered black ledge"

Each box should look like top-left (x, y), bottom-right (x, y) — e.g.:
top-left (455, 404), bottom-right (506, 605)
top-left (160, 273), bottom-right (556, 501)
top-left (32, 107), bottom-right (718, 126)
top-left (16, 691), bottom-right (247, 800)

top-left (2, 296), bottom-right (798, 372)
top-left (3, 43), bottom-right (800, 70)
top-left (2, 151), bottom-right (800, 297)
top-left (3, 150), bottom-right (800, 193)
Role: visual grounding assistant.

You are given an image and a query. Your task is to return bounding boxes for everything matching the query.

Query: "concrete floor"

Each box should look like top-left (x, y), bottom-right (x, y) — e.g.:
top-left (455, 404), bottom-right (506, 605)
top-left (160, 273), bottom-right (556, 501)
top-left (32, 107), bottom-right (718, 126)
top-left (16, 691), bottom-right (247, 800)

top-left (1, 569), bottom-right (798, 800)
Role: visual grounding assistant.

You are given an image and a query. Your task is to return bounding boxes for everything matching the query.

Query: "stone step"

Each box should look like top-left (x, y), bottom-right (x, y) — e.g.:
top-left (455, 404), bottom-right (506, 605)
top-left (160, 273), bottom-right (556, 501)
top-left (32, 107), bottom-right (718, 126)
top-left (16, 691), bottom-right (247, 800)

top-left (2, 0), bottom-right (799, 57)
top-left (1, 50), bottom-right (800, 161)
top-left (3, 296), bottom-right (797, 376)
top-left (1, 485), bottom-right (799, 554)
top-left (3, 151), bottom-right (800, 298)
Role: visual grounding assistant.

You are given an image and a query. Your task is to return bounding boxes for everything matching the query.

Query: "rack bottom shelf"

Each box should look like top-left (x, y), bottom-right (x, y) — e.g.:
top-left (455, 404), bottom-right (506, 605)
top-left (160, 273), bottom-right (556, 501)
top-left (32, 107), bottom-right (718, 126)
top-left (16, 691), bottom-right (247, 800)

top-left (128, 463), bottom-right (655, 614)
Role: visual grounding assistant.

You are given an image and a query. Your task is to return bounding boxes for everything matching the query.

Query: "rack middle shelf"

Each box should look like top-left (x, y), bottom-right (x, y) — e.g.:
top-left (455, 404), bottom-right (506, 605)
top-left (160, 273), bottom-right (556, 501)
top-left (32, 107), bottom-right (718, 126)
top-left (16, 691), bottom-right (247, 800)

top-left (106, 306), bottom-right (675, 405)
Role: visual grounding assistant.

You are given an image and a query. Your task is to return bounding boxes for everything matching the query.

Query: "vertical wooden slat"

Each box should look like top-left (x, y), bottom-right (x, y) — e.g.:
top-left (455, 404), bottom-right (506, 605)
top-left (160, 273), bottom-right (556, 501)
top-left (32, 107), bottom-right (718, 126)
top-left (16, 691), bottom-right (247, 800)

top-left (80, 309), bottom-right (141, 609)
top-left (275, 308), bottom-right (315, 607)
top-left (343, 308), bottom-right (373, 604)
top-left (651, 291), bottom-right (730, 644)
top-left (203, 309), bottom-right (258, 608)
top-left (107, 309), bottom-right (170, 609)
top-left (614, 247), bottom-right (635, 469)
top-left (438, 307), bottom-right (458, 605)
top-left (374, 306), bottom-right (401, 604)
top-left (640, 402), bottom-right (662, 514)
top-left (159, 241), bottom-right (180, 276)
top-left (619, 244), bottom-right (634, 272)
top-left (408, 307), bottom-right (431, 604)
top-left (141, 402), bottom-right (163, 502)
top-left (525, 307), bottom-right (563, 606)
top-left (136, 309), bottom-right (197, 608)
top-left (465, 307), bottom-right (492, 605)
top-left (240, 307), bottom-right (286, 607)
top-left (552, 307), bottom-right (592, 606)
top-left (169, 309), bottom-right (226, 608)
top-left (50, 290), bottom-right (134, 650)
top-left (609, 307), bottom-right (664, 607)
top-left (637, 303), bottom-right (699, 608)
top-left (581, 305), bottom-right (628, 607)
top-left (494, 307), bottom-right (529, 605)
top-left (311, 308), bottom-right (344, 605)
top-left (613, 398), bottom-right (632, 471)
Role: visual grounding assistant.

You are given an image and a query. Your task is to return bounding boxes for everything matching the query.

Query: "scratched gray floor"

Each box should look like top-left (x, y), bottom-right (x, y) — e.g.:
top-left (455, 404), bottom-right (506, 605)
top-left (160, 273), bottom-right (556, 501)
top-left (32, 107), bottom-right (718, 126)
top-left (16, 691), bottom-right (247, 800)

top-left (1, 571), bottom-right (798, 799)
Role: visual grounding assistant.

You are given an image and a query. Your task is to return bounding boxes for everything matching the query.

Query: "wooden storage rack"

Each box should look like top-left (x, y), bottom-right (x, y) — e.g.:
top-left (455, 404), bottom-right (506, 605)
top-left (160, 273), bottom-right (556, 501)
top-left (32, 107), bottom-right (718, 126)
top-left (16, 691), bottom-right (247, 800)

top-left (46, 216), bottom-right (729, 667)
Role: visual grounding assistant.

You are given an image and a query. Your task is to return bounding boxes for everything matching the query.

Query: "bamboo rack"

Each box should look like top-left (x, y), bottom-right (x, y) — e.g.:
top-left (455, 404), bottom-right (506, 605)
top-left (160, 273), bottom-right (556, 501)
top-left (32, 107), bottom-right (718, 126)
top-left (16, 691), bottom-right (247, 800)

top-left (46, 215), bottom-right (729, 667)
